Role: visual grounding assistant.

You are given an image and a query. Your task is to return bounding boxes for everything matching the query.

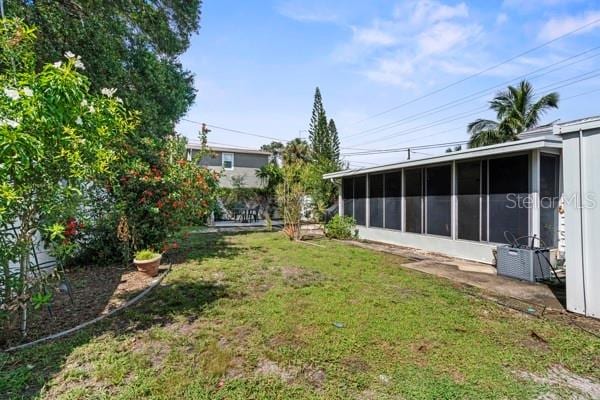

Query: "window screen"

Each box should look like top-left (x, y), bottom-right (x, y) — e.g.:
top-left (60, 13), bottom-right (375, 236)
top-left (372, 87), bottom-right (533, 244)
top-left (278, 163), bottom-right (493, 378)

top-left (540, 154), bottom-right (560, 247)
top-left (342, 177), bottom-right (354, 218)
top-left (457, 161), bottom-right (481, 241)
top-left (405, 168), bottom-right (423, 233)
top-left (369, 174), bottom-right (384, 228)
top-left (354, 176), bottom-right (367, 226)
top-left (426, 165), bottom-right (452, 237)
top-left (384, 171), bottom-right (402, 230)
top-left (488, 155), bottom-right (529, 243)
top-left (481, 160), bottom-right (488, 242)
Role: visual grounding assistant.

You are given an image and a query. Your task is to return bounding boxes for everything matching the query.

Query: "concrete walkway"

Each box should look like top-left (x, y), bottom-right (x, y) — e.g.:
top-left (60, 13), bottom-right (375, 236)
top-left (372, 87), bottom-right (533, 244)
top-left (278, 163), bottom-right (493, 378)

top-left (343, 239), bottom-right (566, 312)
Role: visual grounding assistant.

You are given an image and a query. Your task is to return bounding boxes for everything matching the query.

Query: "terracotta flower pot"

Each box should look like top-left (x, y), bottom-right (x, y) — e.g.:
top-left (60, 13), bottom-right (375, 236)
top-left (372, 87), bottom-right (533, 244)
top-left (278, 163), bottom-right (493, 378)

top-left (133, 254), bottom-right (162, 277)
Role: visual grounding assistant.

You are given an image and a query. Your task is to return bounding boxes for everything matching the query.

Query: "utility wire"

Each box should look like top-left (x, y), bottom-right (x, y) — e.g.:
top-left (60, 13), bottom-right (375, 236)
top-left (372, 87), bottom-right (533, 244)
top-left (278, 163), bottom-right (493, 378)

top-left (181, 118), bottom-right (290, 143)
top-left (350, 68), bottom-right (600, 148)
top-left (342, 141), bottom-right (468, 156)
top-left (344, 46), bottom-right (600, 140)
top-left (341, 86), bottom-right (600, 162)
top-left (353, 16), bottom-right (600, 124)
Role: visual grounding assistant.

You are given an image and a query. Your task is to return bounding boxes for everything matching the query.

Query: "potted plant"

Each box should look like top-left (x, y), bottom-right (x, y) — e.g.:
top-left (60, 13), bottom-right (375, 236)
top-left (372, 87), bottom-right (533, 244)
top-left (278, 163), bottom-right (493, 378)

top-left (133, 249), bottom-right (162, 277)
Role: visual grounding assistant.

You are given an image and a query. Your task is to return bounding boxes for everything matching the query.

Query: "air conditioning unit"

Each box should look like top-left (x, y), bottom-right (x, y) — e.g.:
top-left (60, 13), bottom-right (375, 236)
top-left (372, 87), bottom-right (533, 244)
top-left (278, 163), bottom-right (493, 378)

top-left (496, 245), bottom-right (552, 282)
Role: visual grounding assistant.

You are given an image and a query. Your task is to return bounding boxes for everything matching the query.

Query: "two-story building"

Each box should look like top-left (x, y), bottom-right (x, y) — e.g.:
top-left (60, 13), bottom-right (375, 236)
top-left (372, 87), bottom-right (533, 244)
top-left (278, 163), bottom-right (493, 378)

top-left (187, 145), bottom-right (270, 188)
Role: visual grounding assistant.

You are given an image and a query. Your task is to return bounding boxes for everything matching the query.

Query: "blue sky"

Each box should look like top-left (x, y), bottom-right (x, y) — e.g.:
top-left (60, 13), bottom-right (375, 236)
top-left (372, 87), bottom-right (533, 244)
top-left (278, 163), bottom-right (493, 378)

top-left (176, 0), bottom-right (600, 167)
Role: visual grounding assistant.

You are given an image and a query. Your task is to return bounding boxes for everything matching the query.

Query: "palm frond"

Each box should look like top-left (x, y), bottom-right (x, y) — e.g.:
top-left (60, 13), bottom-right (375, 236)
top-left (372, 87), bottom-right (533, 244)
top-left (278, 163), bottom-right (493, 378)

top-left (467, 119), bottom-right (498, 134)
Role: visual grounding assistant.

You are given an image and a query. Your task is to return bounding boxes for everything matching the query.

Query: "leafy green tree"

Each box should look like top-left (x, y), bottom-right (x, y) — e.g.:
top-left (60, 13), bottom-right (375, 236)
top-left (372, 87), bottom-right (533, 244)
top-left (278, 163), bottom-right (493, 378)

top-left (283, 138), bottom-right (311, 165)
top-left (260, 141), bottom-right (285, 162)
top-left (256, 162), bottom-right (283, 226)
top-left (0, 19), bottom-right (135, 336)
top-left (308, 87), bottom-right (332, 160)
top-left (468, 80), bottom-right (559, 147)
top-left (328, 118), bottom-right (341, 166)
top-left (7, 0), bottom-right (201, 141)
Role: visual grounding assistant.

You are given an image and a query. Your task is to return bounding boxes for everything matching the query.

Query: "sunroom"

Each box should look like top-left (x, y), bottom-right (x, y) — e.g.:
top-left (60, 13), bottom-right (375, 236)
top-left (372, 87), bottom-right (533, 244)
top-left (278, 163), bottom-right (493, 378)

top-left (324, 135), bottom-right (563, 264)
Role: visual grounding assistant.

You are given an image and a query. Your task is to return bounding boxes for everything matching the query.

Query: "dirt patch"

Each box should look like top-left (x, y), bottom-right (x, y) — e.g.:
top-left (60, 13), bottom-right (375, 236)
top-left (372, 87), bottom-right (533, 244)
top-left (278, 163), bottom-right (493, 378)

top-left (254, 359), bottom-right (326, 389)
top-left (521, 330), bottom-right (550, 352)
top-left (518, 365), bottom-right (600, 399)
top-left (341, 356), bottom-right (370, 373)
top-left (280, 266), bottom-right (325, 288)
top-left (2, 264), bottom-right (160, 348)
top-left (255, 359), bottom-right (298, 383)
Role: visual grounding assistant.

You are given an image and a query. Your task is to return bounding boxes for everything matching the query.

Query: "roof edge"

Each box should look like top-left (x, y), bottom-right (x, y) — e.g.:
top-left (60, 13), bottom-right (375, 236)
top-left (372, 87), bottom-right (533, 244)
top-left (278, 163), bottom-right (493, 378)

top-left (324, 136), bottom-right (562, 179)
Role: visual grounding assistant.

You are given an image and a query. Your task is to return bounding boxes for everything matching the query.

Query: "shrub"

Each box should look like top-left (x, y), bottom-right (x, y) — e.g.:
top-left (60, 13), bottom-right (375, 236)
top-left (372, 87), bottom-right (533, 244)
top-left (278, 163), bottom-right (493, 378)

top-left (324, 215), bottom-right (356, 240)
top-left (134, 249), bottom-right (160, 261)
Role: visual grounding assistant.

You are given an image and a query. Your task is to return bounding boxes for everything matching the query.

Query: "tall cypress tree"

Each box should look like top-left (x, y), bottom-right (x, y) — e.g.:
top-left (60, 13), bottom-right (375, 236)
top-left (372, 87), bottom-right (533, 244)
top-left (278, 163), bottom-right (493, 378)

top-left (308, 87), bottom-right (330, 159)
top-left (328, 118), bottom-right (341, 167)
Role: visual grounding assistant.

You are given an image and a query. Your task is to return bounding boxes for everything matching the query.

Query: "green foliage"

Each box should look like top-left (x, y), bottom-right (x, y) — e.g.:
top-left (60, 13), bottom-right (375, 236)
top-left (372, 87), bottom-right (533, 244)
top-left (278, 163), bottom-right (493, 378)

top-left (324, 215), bottom-right (356, 239)
top-left (81, 135), bottom-right (219, 261)
top-left (283, 138), bottom-right (310, 165)
top-left (8, 0), bottom-right (202, 141)
top-left (0, 18), bottom-right (136, 335)
top-left (134, 249), bottom-right (160, 261)
top-left (308, 87), bottom-right (340, 165)
top-left (260, 141), bottom-right (285, 160)
top-left (468, 80), bottom-right (560, 147)
top-left (276, 163), bottom-right (308, 240)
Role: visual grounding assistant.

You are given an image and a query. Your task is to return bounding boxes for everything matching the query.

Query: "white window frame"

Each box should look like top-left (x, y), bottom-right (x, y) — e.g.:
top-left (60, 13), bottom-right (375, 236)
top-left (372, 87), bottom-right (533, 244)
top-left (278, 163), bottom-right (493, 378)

top-left (222, 153), bottom-right (234, 170)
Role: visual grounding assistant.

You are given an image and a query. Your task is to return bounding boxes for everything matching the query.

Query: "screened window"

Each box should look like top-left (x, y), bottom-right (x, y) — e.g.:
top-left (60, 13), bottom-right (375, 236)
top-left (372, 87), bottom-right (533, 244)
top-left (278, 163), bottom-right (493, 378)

top-left (369, 174), bottom-right (384, 228)
top-left (222, 153), bottom-right (234, 170)
top-left (540, 154), bottom-right (560, 247)
top-left (457, 161), bottom-right (481, 241)
top-left (342, 177), bottom-right (354, 219)
top-left (481, 160), bottom-right (488, 242)
top-left (384, 171), bottom-right (402, 230)
top-left (405, 168), bottom-right (423, 233)
top-left (426, 165), bottom-right (452, 237)
top-left (488, 155), bottom-right (529, 243)
top-left (354, 176), bottom-right (367, 226)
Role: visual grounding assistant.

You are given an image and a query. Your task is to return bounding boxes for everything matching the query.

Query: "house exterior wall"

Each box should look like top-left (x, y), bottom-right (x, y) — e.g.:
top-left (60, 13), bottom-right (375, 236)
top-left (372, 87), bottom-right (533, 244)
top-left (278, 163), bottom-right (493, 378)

top-left (356, 226), bottom-right (497, 263)
top-left (189, 148), bottom-right (269, 189)
top-left (559, 124), bottom-right (600, 318)
top-left (206, 166), bottom-right (265, 188)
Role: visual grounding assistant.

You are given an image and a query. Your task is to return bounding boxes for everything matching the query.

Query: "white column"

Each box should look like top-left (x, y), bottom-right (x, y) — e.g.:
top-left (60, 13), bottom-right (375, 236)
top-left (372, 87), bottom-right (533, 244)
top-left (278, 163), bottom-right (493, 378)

top-left (530, 150), bottom-right (541, 241)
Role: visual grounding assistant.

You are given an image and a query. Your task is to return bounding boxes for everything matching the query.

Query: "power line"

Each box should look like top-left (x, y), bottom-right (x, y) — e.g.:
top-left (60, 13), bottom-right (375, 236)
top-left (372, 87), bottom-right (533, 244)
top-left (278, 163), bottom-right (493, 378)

top-left (341, 140), bottom-right (468, 156)
top-left (350, 68), bottom-right (600, 149)
top-left (341, 86), bottom-right (600, 164)
top-left (353, 16), bottom-right (600, 124)
top-left (343, 46), bottom-right (600, 140)
top-left (181, 118), bottom-right (290, 143)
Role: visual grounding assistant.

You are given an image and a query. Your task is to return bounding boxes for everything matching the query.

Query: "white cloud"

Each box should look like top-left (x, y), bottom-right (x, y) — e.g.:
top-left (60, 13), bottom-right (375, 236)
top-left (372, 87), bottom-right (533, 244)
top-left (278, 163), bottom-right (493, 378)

top-left (407, 1), bottom-right (469, 24)
top-left (503, 0), bottom-right (586, 9)
top-left (364, 57), bottom-right (416, 88)
top-left (418, 22), bottom-right (481, 55)
top-left (538, 11), bottom-right (600, 41)
top-left (334, 0), bottom-right (481, 87)
top-left (277, 1), bottom-right (339, 23)
top-left (353, 25), bottom-right (397, 46)
top-left (496, 13), bottom-right (508, 25)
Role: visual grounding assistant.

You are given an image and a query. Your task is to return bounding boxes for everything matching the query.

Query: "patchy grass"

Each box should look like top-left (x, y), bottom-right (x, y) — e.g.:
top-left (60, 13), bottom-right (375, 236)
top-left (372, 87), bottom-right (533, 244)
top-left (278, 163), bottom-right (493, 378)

top-left (1, 231), bottom-right (599, 399)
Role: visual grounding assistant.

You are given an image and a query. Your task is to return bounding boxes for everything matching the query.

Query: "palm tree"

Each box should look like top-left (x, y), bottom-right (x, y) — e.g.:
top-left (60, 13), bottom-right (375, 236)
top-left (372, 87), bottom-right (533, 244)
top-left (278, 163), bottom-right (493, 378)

top-left (468, 80), bottom-right (559, 147)
top-left (283, 138), bottom-right (311, 165)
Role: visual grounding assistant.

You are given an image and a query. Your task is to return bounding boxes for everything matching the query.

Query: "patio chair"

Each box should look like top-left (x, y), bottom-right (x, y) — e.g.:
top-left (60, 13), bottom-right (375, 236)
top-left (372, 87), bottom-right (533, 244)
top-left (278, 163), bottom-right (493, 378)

top-left (249, 206), bottom-right (260, 223)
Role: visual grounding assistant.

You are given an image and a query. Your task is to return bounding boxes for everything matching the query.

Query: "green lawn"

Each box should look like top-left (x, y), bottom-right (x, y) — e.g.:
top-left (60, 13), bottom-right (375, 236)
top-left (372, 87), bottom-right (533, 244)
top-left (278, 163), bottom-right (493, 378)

top-left (2, 231), bottom-right (599, 399)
